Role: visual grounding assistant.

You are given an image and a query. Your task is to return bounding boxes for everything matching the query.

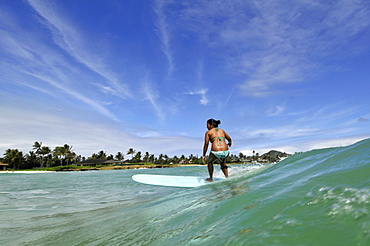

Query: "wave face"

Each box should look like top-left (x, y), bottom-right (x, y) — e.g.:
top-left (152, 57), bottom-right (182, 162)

top-left (1, 139), bottom-right (369, 245)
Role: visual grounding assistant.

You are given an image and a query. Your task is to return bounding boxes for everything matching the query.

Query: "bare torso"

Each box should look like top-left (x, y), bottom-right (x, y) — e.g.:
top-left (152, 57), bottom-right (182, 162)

top-left (206, 128), bottom-right (230, 151)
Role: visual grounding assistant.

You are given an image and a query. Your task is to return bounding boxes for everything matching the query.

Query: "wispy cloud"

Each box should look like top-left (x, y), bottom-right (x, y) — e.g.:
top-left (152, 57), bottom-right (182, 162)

top-left (0, 22), bottom-right (118, 121)
top-left (154, 0), bottom-right (175, 78)
top-left (243, 0), bottom-right (369, 96)
top-left (27, 0), bottom-right (131, 99)
top-left (24, 71), bottom-right (119, 121)
top-left (239, 125), bottom-right (320, 140)
top-left (268, 105), bottom-right (285, 117)
top-left (235, 102), bottom-right (366, 153)
top-left (141, 74), bottom-right (166, 123)
top-left (0, 1), bottom-right (130, 121)
top-left (178, 0), bottom-right (370, 97)
top-left (188, 88), bottom-right (209, 106)
top-left (0, 105), bottom-right (139, 156)
top-left (188, 60), bottom-right (209, 106)
top-left (295, 104), bottom-right (360, 125)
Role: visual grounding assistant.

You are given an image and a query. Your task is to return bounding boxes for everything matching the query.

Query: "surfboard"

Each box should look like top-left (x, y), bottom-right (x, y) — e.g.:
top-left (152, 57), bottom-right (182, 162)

top-left (132, 174), bottom-right (225, 188)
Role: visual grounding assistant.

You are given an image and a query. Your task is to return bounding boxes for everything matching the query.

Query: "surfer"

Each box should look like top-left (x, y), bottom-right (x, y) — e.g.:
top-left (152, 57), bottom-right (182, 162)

top-left (202, 119), bottom-right (232, 182)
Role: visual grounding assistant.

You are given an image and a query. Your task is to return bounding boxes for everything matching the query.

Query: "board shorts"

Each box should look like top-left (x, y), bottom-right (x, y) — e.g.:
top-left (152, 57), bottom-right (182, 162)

top-left (208, 150), bottom-right (230, 164)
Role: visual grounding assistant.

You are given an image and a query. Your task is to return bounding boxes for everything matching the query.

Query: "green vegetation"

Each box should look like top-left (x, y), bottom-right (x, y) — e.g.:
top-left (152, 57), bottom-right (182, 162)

top-left (1, 142), bottom-right (290, 170)
top-left (43, 165), bottom-right (96, 171)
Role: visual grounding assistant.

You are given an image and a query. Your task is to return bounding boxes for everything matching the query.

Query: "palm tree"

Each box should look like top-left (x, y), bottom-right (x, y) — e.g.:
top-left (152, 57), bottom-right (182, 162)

top-left (127, 148), bottom-right (135, 159)
top-left (53, 146), bottom-right (65, 166)
top-left (40, 146), bottom-right (51, 168)
top-left (26, 151), bottom-right (38, 169)
top-left (53, 144), bottom-right (74, 166)
top-left (149, 154), bottom-right (155, 163)
top-left (45, 154), bottom-right (53, 167)
top-left (172, 155), bottom-right (179, 164)
top-left (97, 150), bottom-right (107, 159)
top-left (143, 152), bottom-right (150, 162)
top-left (239, 152), bottom-right (245, 162)
top-left (63, 144), bottom-right (75, 165)
top-left (91, 153), bottom-right (98, 159)
top-left (157, 154), bottom-right (164, 164)
top-left (65, 151), bottom-right (76, 165)
top-left (132, 151), bottom-right (142, 163)
top-left (33, 141), bottom-right (42, 152)
top-left (115, 152), bottom-right (124, 161)
top-left (33, 141), bottom-right (43, 167)
top-left (4, 149), bottom-right (24, 169)
top-left (75, 155), bottom-right (83, 163)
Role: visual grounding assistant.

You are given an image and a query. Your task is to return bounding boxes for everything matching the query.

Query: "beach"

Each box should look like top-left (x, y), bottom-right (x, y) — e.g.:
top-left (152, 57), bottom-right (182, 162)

top-left (0, 164), bottom-right (205, 173)
top-left (0, 170), bottom-right (56, 174)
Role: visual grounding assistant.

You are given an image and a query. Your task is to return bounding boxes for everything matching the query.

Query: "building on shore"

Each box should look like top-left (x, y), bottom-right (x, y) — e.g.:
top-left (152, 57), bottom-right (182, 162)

top-left (0, 162), bottom-right (9, 171)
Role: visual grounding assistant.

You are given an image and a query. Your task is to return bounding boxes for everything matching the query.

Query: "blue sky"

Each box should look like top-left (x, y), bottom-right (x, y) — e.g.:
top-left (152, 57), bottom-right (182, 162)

top-left (1, 0), bottom-right (369, 158)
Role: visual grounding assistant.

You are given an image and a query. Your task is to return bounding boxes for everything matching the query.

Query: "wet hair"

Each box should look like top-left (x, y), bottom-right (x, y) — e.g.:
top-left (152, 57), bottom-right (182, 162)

top-left (207, 118), bottom-right (221, 127)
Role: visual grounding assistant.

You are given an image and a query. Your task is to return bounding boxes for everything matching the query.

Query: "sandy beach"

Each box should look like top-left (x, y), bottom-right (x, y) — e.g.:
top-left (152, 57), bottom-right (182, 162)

top-left (0, 171), bottom-right (56, 174)
top-left (0, 164), bottom-right (205, 173)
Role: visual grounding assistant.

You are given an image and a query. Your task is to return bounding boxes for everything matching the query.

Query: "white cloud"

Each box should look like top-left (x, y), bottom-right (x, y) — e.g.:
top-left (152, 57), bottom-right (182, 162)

top-left (188, 88), bottom-right (209, 105)
top-left (0, 103), bottom-right (202, 157)
top-left (154, 0), bottom-right (175, 77)
top-left (295, 104), bottom-right (360, 125)
top-left (239, 126), bottom-right (320, 140)
top-left (136, 131), bottom-right (162, 138)
top-left (176, 0), bottom-right (370, 97)
top-left (268, 106), bottom-right (285, 116)
top-left (236, 134), bottom-right (370, 157)
top-left (0, 1), bottom-right (127, 121)
top-left (141, 75), bottom-right (166, 123)
top-left (27, 0), bottom-right (131, 99)
top-left (0, 31), bottom-right (34, 60)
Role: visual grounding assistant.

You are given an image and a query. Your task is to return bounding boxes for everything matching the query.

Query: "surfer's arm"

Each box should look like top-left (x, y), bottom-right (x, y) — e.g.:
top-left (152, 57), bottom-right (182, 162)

top-left (202, 133), bottom-right (210, 165)
top-left (224, 132), bottom-right (232, 147)
top-left (203, 131), bottom-right (210, 157)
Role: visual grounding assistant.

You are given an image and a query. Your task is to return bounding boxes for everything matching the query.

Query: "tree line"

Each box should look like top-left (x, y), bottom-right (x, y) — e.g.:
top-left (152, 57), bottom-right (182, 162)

top-left (1, 141), bottom-right (288, 170)
top-left (1, 142), bottom-right (81, 170)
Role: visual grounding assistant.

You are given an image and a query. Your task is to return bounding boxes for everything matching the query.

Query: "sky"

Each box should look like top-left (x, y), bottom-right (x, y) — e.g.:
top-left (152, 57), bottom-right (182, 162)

top-left (1, 0), bottom-right (370, 159)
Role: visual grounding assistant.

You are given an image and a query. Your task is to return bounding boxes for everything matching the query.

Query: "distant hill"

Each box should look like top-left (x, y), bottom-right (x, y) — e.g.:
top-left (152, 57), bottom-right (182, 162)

top-left (261, 150), bottom-right (291, 162)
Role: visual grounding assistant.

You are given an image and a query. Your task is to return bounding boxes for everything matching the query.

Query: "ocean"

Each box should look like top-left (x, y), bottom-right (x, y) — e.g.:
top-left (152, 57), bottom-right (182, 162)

top-left (1, 138), bottom-right (369, 245)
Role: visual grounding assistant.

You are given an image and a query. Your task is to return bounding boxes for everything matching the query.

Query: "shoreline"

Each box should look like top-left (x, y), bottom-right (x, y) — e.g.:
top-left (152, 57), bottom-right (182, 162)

top-left (0, 164), bottom-right (205, 173)
top-left (0, 163), bottom-right (260, 173)
top-left (0, 170), bottom-right (56, 174)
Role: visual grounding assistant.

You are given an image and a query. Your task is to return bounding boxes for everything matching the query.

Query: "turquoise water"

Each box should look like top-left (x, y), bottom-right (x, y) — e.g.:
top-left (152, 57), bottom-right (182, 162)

top-left (1, 139), bottom-right (369, 245)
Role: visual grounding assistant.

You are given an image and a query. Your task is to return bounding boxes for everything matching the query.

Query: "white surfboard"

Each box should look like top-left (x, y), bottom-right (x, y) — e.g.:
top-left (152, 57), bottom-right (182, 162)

top-left (132, 174), bottom-right (225, 188)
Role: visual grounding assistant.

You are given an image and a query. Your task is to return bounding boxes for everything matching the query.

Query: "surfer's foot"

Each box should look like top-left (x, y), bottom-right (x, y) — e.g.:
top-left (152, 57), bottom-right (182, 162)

top-left (206, 178), bottom-right (213, 182)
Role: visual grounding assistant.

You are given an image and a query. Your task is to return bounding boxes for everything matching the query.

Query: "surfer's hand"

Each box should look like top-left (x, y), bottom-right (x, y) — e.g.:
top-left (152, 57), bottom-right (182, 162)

top-left (202, 156), bottom-right (206, 165)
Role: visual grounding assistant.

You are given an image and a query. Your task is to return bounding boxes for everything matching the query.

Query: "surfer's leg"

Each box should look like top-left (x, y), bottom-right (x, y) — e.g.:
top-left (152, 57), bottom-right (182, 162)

top-left (206, 153), bottom-right (217, 182)
top-left (220, 161), bottom-right (229, 178)
top-left (206, 162), bottom-right (214, 182)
